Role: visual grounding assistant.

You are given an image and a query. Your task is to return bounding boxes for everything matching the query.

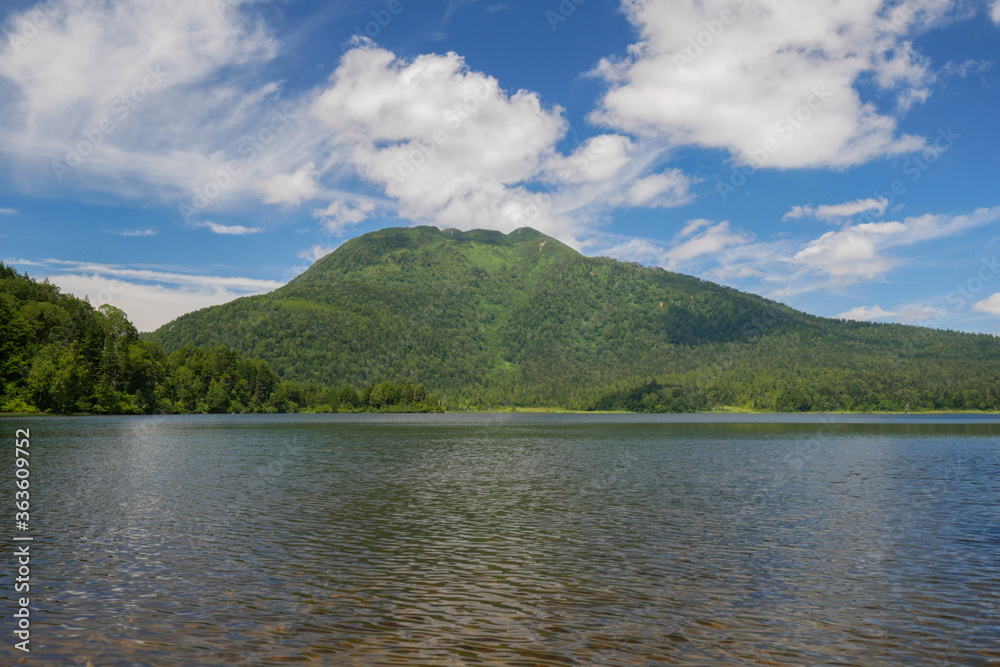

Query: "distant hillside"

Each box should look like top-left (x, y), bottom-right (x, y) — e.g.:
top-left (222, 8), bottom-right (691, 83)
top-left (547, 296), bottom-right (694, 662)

top-left (146, 226), bottom-right (1000, 411)
top-left (0, 264), bottom-right (441, 414)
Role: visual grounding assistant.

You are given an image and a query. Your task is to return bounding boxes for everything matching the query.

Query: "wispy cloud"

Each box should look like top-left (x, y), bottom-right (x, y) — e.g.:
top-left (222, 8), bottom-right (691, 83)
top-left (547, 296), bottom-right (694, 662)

top-left (0, 0), bottom-right (323, 210)
top-left (973, 293), bottom-right (1000, 315)
top-left (0, 207), bottom-right (17, 215)
top-left (198, 221), bottom-right (264, 235)
top-left (11, 258), bottom-right (284, 331)
top-left (784, 198), bottom-right (888, 222)
top-left (836, 304), bottom-right (943, 323)
top-left (794, 206), bottom-right (1000, 283)
top-left (111, 228), bottom-right (157, 237)
top-left (297, 244), bottom-right (340, 263)
top-left (312, 199), bottom-right (376, 234)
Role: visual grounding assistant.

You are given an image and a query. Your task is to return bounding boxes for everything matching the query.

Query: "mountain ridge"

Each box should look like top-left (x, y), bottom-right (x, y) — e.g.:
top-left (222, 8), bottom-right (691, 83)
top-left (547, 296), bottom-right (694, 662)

top-left (145, 225), bottom-right (1000, 411)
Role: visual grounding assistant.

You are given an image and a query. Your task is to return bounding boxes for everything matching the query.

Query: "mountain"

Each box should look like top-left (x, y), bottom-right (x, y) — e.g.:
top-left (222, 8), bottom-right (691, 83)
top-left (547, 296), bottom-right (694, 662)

top-left (0, 263), bottom-right (442, 414)
top-left (145, 226), bottom-right (1000, 411)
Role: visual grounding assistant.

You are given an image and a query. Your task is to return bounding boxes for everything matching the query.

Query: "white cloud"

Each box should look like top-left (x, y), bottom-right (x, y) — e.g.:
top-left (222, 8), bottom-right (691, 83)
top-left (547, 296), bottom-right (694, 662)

top-left (837, 303), bottom-right (945, 322)
top-left (20, 260), bottom-right (284, 331)
top-left (784, 198), bottom-right (888, 222)
top-left (794, 226), bottom-right (899, 280)
top-left (310, 45), bottom-right (698, 241)
top-left (257, 162), bottom-right (319, 206)
top-left (0, 207), bottom-right (16, 215)
top-left (598, 237), bottom-right (670, 265)
top-left (973, 293), bottom-right (1000, 315)
top-left (678, 218), bottom-right (711, 238)
top-left (590, 0), bottom-right (935, 169)
top-left (600, 219), bottom-right (752, 270)
top-left (198, 221), bottom-right (264, 235)
top-left (297, 244), bottom-right (339, 263)
top-left (545, 134), bottom-right (634, 184)
top-left (0, 0), bottom-right (325, 209)
top-left (794, 206), bottom-right (1000, 282)
top-left (992, 1), bottom-right (1000, 24)
top-left (312, 45), bottom-right (573, 236)
top-left (837, 305), bottom-right (896, 321)
top-left (939, 59), bottom-right (993, 79)
top-left (663, 220), bottom-right (752, 268)
top-left (897, 305), bottom-right (946, 323)
top-left (112, 229), bottom-right (157, 237)
top-left (312, 199), bottom-right (376, 233)
top-left (615, 169), bottom-right (694, 208)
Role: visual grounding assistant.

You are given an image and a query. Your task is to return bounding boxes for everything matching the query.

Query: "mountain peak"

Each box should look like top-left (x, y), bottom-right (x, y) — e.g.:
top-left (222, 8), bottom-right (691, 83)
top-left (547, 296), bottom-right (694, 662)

top-left (146, 223), bottom-right (1000, 411)
top-left (296, 225), bottom-right (578, 281)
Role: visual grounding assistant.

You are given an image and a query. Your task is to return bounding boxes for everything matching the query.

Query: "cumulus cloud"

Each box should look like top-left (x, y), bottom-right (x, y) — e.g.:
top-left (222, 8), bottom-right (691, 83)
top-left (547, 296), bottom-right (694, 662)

top-left (590, 0), bottom-right (935, 169)
top-left (309, 45), bottom-right (697, 240)
top-left (257, 163), bottom-right (319, 206)
top-left (784, 198), bottom-right (888, 222)
top-left (0, 4), bottom-right (698, 242)
top-left (545, 134), bottom-right (634, 184)
top-left (311, 45), bottom-right (573, 235)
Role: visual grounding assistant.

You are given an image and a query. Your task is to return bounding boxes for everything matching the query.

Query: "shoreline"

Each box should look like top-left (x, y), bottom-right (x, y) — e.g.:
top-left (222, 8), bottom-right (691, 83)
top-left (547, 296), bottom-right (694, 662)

top-left (4, 408), bottom-right (1000, 417)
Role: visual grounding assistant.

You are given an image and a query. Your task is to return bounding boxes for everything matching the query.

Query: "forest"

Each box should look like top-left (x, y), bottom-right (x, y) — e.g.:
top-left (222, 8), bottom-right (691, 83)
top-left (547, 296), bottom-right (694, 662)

top-left (0, 263), bottom-right (442, 414)
top-left (7, 222), bottom-right (1000, 414)
top-left (146, 226), bottom-right (1000, 413)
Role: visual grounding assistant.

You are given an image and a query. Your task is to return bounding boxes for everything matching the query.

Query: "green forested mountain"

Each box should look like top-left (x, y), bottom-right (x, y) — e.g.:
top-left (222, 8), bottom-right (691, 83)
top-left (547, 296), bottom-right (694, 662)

top-left (145, 226), bottom-right (1000, 412)
top-left (0, 263), bottom-right (441, 414)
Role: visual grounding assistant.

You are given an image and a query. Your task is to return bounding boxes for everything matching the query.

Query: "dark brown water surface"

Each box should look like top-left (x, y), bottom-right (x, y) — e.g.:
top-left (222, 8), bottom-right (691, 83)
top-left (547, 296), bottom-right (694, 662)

top-left (2, 413), bottom-right (998, 665)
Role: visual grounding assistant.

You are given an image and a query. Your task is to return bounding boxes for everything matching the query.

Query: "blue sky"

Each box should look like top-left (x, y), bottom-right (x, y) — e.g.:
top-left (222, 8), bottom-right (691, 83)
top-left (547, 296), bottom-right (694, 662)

top-left (1, 0), bottom-right (999, 333)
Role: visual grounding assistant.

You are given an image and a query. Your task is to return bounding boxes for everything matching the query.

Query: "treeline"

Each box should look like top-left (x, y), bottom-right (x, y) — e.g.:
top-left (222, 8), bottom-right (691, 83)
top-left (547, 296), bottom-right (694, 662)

top-left (586, 374), bottom-right (1000, 414)
top-left (0, 264), bottom-right (441, 414)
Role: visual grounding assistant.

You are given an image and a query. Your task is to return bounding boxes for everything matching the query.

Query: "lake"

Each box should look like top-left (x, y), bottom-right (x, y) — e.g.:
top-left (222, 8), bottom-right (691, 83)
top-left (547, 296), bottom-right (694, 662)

top-left (2, 413), bottom-right (999, 665)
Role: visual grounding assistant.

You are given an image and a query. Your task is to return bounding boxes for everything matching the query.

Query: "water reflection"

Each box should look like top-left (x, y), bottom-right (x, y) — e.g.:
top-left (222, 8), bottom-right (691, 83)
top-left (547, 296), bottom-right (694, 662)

top-left (1, 414), bottom-right (998, 665)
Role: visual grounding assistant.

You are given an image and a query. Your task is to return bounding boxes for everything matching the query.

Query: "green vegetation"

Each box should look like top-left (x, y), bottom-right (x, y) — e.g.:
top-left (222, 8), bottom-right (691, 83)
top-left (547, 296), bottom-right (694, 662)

top-left (144, 226), bottom-right (1000, 413)
top-left (0, 264), bottom-right (442, 414)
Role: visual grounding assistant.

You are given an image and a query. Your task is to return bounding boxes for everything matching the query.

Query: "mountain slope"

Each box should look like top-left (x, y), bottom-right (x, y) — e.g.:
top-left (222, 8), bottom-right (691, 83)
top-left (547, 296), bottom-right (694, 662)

top-left (146, 226), bottom-right (1000, 411)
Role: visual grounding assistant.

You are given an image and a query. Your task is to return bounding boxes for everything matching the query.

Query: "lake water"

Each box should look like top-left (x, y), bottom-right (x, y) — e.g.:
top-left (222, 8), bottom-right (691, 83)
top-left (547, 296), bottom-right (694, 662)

top-left (2, 413), bottom-right (999, 665)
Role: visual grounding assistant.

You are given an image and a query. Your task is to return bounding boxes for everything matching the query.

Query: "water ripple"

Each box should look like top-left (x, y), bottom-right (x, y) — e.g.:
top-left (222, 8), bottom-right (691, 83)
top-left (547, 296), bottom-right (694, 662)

top-left (1, 415), bottom-right (998, 665)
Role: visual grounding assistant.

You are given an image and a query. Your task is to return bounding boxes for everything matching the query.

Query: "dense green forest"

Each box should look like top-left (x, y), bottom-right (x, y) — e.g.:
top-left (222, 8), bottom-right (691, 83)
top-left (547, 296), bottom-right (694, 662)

top-left (0, 264), bottom-right (442, 414)
top-left (145, 226), bottom-right (1000, 412)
